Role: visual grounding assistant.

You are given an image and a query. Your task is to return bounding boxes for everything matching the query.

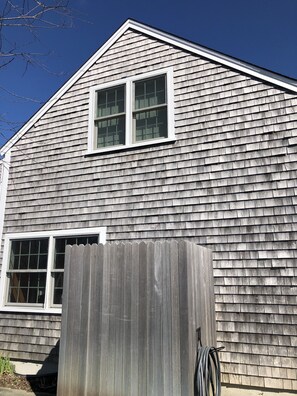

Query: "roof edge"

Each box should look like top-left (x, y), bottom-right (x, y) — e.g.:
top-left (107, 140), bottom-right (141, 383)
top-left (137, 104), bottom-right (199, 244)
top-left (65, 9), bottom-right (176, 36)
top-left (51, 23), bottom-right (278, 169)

top-left (2, 18), bottom-right (297, 155)
top-left (0, 19), bottom-right (132, 156)
top-left (129, 19), bottom-right (297, 91)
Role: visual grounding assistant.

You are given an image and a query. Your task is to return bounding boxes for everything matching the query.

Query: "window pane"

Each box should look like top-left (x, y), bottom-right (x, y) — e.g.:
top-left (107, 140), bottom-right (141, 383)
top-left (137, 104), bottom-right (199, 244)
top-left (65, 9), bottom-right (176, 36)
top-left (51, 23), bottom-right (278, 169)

top-left (55, 238), bottom-right (66, 254)
top-left (38, 254), bottom-right (48, 270)
top-left (7, 238), bottom-right (49, 305)
top-left (10, 239), bottom-right (49, 270)
top-left (96, 116), bottom-right (125, 148)
top-left (11, 255), bottom-right (20, 270)
top-left (40, 239), bottom-right (48, 254)
top-left (21, 241), bottom-right (30, 255)
top-left (28, 289), bottom-right (38, 304)
top-left (19, 255), bottom-right (29, 270)
top-left (11, 240), bottom-right (21, 255)
top-left (135, 107), bottom-right (167, 142)
top-left (135, 76), bottom-right (166, 110)
top-left (66, 237), bottom-right (77, 246)
top-left (30, 240), bottom-right (40, 254)
top-left (29, 254), bottom-right (38, 269)
top-left (10, 241), bottom-right (22, 270)
top-left (53, 273), bottom-right (64, 305)
top-left (9, 288), bottom-right (19, 303)
top-left (7, 272), bottom-right (46, 304)
top-left (86, 236), bottom-right (98, 245)
top-left (55, 253), bottom-right (65, 270)
top-left (97, 86), bottom-right (125, 117)
top-left (19, 273), bottom-right (29, 287)
top-left (54, 236), bottom-right (99, 269)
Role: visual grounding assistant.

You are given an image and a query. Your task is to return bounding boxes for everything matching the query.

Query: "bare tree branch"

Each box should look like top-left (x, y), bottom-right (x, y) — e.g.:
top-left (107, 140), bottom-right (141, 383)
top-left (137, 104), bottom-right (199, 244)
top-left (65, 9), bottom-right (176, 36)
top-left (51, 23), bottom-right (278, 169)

top-left (0, 0), bottom-right (73, 147)
top-left (0, 0), bottom-right (72, 69)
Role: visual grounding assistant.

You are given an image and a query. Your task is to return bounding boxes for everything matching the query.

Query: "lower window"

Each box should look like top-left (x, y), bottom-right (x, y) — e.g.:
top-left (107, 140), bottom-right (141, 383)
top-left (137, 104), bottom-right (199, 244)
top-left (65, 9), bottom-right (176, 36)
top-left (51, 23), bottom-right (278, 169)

top-left (8, 239), bottom-right (48, 305)
top-left (1, 228), bottom-right (106, 312)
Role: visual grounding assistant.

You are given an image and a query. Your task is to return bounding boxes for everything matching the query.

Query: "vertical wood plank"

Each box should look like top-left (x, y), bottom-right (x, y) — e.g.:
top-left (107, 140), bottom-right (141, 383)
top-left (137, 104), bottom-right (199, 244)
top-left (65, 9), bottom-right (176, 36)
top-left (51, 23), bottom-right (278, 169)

top-left (86, 243), bottom-right (103, 394)
top-left (130, 242), bottom-right (140, 396)
top-left (137, 241), bottom-right (148, 394)
top-left (178, 240), bottom-right (190, 396)
top-left (169, 240), bottom-right (181, 396)
top-left (122, 242), bottom-right (133, 395)
top-left (99, 242), bottom-right (111, 395)
top-left (58, 241), bottom-right (216, 396)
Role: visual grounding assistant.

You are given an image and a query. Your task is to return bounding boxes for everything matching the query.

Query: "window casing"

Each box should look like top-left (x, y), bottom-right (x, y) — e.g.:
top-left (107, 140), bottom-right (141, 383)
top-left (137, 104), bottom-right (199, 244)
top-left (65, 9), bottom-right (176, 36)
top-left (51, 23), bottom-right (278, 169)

top-left (0, 228), bottom-right (106, 313)
top-left (88, 68), bottom-right (174, 153)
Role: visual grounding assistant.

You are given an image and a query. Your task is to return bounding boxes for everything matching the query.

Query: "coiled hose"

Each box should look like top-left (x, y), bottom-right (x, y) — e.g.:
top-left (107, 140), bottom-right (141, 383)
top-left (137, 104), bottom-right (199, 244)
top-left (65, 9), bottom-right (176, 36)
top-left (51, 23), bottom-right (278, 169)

top-left (194, 328), bottom-right (223, 396)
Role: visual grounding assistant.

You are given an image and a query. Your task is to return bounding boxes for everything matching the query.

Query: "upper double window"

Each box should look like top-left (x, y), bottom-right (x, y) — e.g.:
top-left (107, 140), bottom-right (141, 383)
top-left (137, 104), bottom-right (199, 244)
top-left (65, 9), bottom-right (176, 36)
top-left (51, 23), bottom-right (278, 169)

top-left (88, 69), bottom-right (174, 153)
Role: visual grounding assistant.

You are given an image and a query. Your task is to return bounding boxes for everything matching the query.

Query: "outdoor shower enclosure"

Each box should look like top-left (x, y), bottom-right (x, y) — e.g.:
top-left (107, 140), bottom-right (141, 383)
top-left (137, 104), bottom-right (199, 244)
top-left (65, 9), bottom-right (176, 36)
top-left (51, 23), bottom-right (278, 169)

top-left (57, 240), bottom-right (216, 396)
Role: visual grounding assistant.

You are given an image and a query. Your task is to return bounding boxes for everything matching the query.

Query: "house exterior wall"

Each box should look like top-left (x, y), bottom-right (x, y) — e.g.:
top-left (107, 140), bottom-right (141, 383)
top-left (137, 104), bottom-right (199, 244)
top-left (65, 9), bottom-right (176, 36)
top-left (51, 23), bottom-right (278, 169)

top-left (0, 29), bottom-right (297, 390)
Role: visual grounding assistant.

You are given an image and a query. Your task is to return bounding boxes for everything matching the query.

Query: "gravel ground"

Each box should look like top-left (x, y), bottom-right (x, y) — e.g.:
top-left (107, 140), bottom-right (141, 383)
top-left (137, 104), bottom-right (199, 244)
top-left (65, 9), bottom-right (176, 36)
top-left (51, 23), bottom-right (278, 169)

top-left (0, 373), bottom-right (56, 395)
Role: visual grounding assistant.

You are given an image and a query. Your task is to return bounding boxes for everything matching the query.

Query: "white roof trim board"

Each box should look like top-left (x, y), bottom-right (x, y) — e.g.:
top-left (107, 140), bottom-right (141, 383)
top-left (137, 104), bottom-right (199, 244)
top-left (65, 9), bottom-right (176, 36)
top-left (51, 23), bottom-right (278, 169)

top-left (2, 18), bottom-right (297, 156)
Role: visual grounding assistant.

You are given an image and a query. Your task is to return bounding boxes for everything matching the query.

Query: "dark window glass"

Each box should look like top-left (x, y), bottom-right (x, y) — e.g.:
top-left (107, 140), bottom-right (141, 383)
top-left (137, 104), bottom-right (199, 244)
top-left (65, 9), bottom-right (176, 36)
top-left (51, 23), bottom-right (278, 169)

top-left (29, 254), bottom-right (38, 269)
top-left (96, 116), bottom-right (125, 148)
top-left (21, 241), bottom-right (30, 255)
top-left (7, 272), bottom-right (46, 304)
top-left (7, 235), bottom-right (99, 307)
top-left (97, 86), bottom-right (125, 117)
top-left (135, 108), bottom-right (167, 142)
top-left (53, 273), bottom-right (64, 305)
top-left (135, 76), bottom-right (166, 110)
top-left (133, 75), bottom-right (167, 143)
top-left (7, 239), bottom-right (48, 305)
top-left (96, 85), bottom-right (126, 148)
top-left (54, 235), bottom-right (99, 270)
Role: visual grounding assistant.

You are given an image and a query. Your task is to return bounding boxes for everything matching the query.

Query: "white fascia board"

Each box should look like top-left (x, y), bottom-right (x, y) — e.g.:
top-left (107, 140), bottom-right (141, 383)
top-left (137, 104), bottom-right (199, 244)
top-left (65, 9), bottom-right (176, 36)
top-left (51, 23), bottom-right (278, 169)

top-left (2, 19), bottom-right (297, 156)
top-left (0, 150), bottom-right (11, 249)
top-left (128, 20), bottom-right (297, 93)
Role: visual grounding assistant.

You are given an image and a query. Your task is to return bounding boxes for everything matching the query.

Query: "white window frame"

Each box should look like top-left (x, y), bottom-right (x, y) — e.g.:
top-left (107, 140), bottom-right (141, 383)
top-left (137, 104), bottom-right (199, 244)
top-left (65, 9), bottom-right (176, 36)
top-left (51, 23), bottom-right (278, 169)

top-left (0, 227), bottom-right (106, 314)
top-left (87, 68), bottom-right (175, 154)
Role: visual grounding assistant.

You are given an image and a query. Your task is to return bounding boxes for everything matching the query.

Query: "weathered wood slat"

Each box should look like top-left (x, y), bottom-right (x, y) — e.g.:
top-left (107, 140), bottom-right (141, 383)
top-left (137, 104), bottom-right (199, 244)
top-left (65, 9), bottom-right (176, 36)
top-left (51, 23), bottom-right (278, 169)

top-left (57, 241), bottom-right (215, 396)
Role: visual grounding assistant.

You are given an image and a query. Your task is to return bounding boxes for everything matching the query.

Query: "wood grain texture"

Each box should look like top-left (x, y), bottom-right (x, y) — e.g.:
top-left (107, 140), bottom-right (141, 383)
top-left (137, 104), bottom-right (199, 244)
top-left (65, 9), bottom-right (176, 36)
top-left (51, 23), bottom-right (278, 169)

top-left (57, 241), bottom-right (215, 396)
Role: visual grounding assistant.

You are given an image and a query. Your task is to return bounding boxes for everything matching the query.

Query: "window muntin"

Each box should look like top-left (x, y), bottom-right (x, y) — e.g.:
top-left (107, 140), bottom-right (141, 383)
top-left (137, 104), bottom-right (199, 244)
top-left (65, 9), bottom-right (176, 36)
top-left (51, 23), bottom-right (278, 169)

top-left (134, 76), bottom-right (166, 110)
top-left (7, 236), bottom-right (98, 307)
top-left (133, 75), bottom-right (167, 142)
top-left (1, 228), bottom-right (106, 312)
top-left (7, 239), bottom-right (48, 305)
top-left (89, 69), bottom-right (173, 152)
top-left (52, 235), bottom-right (98, 305)
top-left (95, 85), bottom-right (126, 148)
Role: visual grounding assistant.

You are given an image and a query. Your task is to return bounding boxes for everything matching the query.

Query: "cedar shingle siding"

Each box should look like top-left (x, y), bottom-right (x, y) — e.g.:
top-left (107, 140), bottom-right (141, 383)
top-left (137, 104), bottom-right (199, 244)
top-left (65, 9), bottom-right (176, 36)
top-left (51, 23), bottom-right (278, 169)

top-left (1, 28), bottom-right (297, 390)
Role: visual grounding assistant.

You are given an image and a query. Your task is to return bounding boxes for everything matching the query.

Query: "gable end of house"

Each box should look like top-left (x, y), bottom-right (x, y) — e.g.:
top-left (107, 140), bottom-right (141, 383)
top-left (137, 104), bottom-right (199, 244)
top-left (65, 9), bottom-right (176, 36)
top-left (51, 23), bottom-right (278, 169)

top-left (1, 18), bottom-right (297, 156)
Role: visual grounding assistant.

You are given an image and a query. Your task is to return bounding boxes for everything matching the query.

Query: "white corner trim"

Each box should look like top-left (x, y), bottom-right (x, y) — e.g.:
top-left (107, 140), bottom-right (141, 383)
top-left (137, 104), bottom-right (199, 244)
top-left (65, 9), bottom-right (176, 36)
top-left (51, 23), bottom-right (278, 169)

top-left (0, 150), bottom-right (11, 251)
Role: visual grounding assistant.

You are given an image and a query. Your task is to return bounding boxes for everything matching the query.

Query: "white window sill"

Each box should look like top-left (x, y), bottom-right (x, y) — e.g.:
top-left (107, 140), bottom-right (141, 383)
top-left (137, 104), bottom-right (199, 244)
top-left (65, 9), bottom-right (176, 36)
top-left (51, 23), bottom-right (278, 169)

top-left (0, 306), bottom-right (62, 314)
top-left (85, 137), bottom-right (176, 156)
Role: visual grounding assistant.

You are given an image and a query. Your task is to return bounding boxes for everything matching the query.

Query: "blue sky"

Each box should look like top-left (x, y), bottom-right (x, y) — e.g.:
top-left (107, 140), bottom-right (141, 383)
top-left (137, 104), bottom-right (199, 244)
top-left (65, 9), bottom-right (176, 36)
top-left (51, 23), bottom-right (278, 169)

top-left (1, 0), bottom-right (297, 147)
